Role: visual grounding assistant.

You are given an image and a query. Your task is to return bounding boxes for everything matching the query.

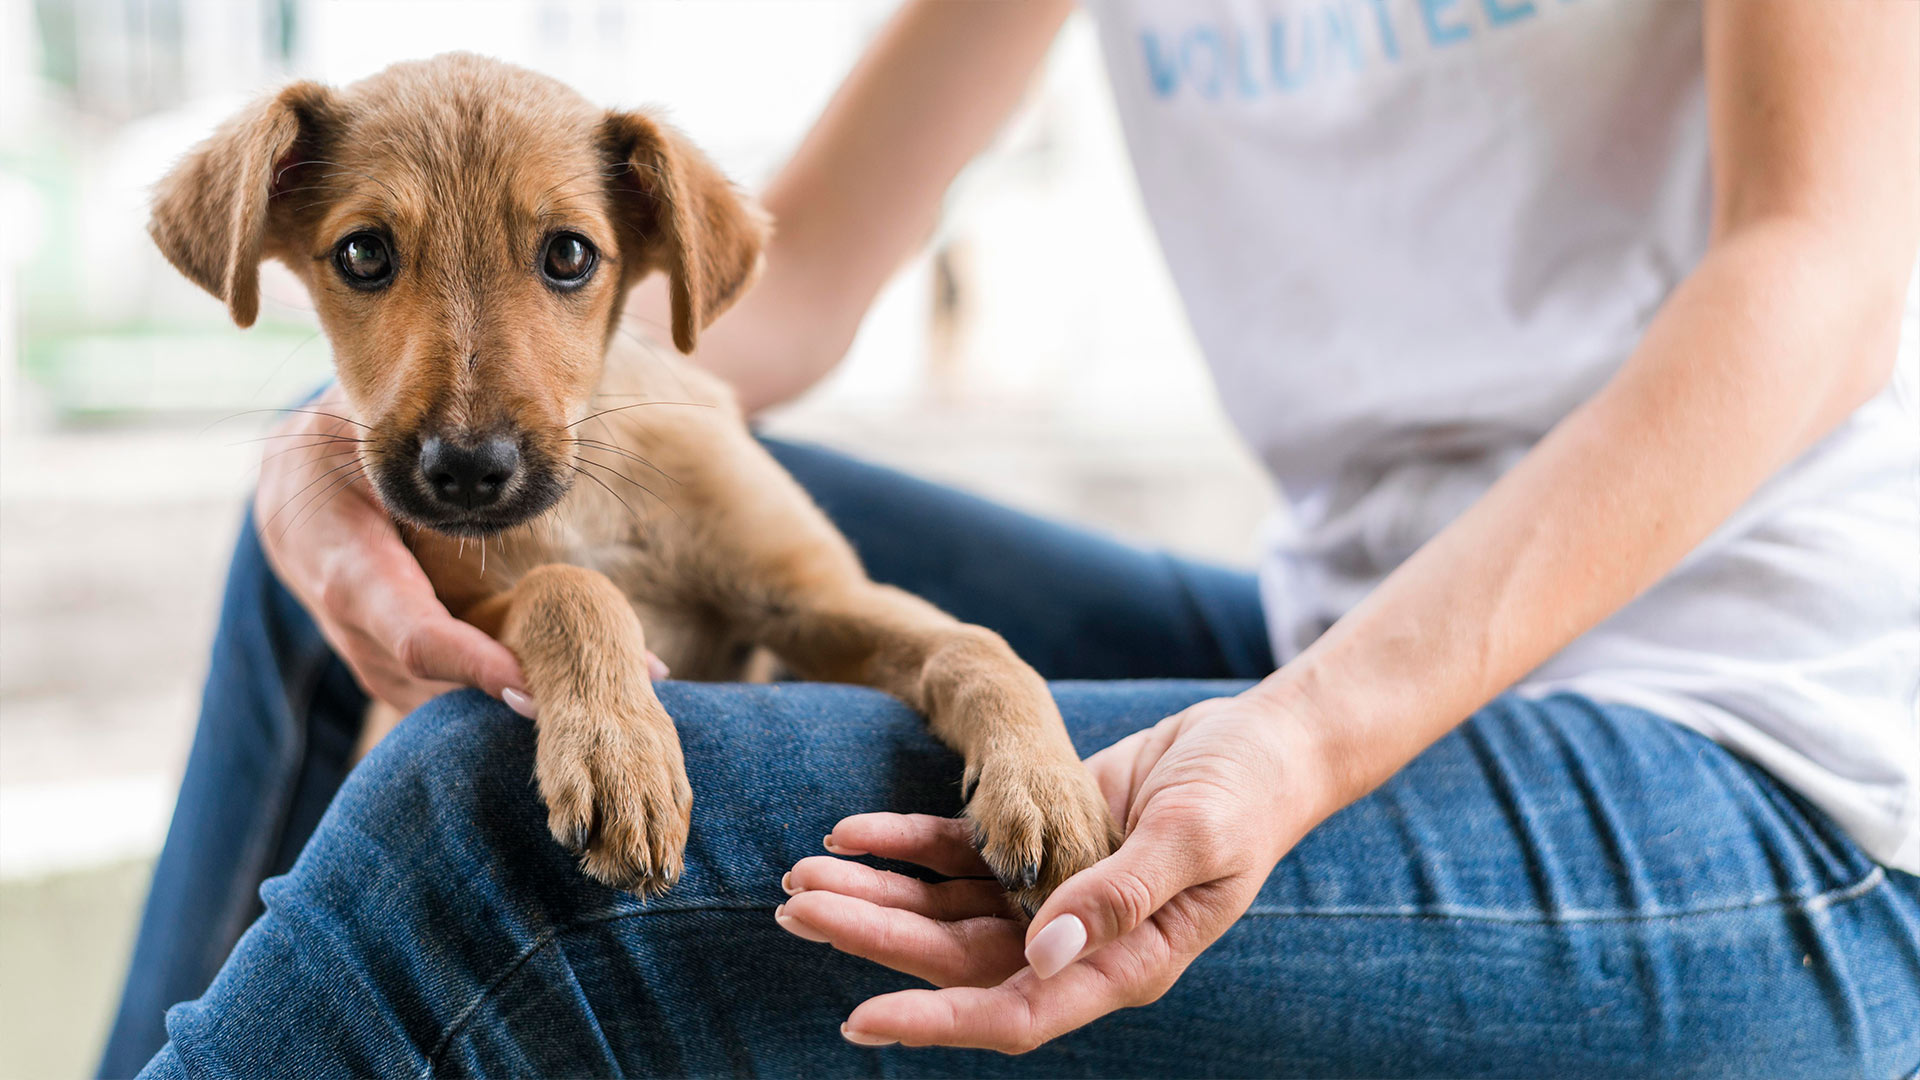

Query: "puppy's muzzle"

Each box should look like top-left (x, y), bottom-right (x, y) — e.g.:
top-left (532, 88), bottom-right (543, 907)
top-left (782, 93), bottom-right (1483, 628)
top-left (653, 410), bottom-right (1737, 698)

top-left (420, 435), bottom-right (519, 511)
top-left (373, 427), bottom-right (566, 536)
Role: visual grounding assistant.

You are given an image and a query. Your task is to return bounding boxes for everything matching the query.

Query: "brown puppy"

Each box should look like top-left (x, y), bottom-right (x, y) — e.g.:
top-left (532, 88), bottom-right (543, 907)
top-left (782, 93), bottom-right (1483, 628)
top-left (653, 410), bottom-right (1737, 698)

top-left (148, 53), bottom-right (1117, 910)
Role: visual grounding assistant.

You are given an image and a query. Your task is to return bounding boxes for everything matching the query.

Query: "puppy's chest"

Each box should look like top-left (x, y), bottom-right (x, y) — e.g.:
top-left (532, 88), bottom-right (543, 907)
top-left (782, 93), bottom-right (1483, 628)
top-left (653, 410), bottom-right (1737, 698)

top-left (558, 541), bottom-right (768, 682)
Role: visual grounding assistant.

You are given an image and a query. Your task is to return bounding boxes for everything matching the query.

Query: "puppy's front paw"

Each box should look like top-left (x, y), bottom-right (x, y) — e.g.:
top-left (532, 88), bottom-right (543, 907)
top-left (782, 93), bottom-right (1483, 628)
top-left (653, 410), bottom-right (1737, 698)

top-left (965, 750), bottom-right (1120, 915)
top-left (535, 699), bottom-right (692, 897)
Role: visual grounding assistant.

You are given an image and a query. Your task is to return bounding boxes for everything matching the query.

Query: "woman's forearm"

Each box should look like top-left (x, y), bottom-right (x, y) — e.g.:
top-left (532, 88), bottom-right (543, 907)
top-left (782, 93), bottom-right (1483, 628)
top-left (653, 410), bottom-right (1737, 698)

top-left (630, 0), bottom-right (1074, 413)
top-left (1262, 223), bottom-right (1913, 812)
top-left (1258, 0), bottom-right (1918, 820)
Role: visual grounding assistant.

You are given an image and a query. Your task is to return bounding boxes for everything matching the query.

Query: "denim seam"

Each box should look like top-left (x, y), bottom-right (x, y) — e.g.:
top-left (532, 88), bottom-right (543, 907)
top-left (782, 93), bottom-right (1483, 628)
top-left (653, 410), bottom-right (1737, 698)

top-left (421, 927), bottom-right (567, 1078)
top-left (423, 903), bottom-right (773, 1076)
top-left (424, 870), bottom-right (1891, 1072)
top-left (1238, 865), bottom-right (1887, 926)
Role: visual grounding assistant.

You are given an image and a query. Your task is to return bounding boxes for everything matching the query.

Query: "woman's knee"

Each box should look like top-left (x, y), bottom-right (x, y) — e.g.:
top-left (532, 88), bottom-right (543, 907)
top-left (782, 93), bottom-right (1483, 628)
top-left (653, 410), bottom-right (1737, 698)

top-left (322, 680), bottom-right (1251, 909)
top-left (315, 690), bottom-right (553, 877)
top-left (328, 683), bottom-right (953, 907)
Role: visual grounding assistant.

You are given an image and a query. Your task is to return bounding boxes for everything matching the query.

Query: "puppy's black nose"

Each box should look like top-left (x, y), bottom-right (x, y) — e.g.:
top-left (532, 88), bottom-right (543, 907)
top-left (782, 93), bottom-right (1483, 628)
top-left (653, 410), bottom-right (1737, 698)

top-left (419, 436), bottom-right (519, 510)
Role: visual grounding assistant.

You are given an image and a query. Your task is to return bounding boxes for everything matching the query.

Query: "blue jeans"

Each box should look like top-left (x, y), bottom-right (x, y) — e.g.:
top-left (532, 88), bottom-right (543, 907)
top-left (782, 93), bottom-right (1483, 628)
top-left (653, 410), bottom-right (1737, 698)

top-left (103, 441), bottom-right (1920, 1078)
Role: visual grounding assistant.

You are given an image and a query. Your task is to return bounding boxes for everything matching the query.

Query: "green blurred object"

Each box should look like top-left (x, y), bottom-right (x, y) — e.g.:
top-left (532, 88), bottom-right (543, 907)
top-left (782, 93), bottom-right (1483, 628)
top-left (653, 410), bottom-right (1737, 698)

top-left (0, 860), bottom-right (150, 1080)
top-left (23, 325), bottom-right (329, 421)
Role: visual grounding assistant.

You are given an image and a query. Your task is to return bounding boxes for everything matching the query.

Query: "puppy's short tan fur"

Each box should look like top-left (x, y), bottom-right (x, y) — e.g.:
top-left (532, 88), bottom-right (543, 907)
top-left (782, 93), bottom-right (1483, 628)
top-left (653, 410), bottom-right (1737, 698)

top-left (150, 53), bottom-right (1117, 909)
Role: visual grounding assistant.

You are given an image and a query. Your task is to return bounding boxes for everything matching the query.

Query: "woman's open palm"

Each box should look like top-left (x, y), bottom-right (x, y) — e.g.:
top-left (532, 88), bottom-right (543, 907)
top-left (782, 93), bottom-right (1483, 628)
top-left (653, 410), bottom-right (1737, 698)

top-left (777, 694), bottom-right (1324, 1052)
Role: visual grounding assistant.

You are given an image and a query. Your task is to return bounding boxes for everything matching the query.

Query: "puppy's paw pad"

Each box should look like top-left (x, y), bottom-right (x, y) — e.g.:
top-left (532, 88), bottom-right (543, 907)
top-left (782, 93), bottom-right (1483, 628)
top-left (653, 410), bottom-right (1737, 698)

top-left (536, 708), bottom-right (692, 898)
top-left (965, 756), bottom-right (1119, 915)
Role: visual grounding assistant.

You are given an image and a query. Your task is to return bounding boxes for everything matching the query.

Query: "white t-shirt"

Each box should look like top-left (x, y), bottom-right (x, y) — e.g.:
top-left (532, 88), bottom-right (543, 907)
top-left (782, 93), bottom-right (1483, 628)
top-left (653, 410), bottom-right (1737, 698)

top-left (1087, 0), bottom-right (1920, 871)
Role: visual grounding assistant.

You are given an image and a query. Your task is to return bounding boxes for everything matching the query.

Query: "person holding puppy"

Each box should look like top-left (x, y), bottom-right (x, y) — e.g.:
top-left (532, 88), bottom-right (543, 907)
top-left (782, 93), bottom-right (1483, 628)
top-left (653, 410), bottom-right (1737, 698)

top-left (103, 1), bottom-right (1919, 1076)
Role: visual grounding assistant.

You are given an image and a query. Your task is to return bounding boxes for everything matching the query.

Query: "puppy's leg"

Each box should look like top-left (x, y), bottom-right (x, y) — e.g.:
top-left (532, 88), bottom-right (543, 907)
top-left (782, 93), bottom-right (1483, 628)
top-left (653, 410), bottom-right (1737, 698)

top-left (755, 585), bottom-right (1119, 912)
top-left (469, 565), bottom-right (690, 895)
top-left (616, 414), bottom-right (1114, 907)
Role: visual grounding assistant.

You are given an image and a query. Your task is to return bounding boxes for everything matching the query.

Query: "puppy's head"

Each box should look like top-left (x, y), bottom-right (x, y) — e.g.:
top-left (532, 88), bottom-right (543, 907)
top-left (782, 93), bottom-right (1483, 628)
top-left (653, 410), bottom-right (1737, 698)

top-left (150, 53), bottom-right (765, 535)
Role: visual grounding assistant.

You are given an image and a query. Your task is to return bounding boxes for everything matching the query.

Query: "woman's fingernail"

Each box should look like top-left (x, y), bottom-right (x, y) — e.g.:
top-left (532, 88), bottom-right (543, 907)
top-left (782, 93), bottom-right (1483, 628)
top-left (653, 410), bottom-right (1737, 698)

top-left (774, 904), bottom-right (830, 943)
top-left (841, 1023), bottom-right (896, 1047)
top-left (648, 655), bottom-right (670, 681)
top-left (823, 835), bottom-right (867, 856)
top-left (781, 871), bottom-right (799, 895)
top-left (501, 687), bottom-right (538, 720)
top-left (1026, 914), bottom-right (1087, 979)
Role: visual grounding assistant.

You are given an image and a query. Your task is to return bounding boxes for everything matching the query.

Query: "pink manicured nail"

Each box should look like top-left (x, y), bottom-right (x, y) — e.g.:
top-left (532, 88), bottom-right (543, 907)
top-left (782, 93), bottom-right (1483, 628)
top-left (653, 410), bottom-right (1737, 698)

top-left (840, 1024), bottom-right (896, 1047)
top-left (774, 905), bottom-right (829, 943)
top-left (1026, 914), bottom-right (1087, 979)
top-left (648, 655), bottom-right (670, 681)
top-left (501, 687), bottom-right (538, 720)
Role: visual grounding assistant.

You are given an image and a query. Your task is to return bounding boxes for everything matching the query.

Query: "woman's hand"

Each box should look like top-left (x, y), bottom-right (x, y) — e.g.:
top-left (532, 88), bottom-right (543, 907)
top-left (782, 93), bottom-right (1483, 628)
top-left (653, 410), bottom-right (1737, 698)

top-left (775, 689), bottom-right (1337, 1052)
top-left (254, 390), bottom-right (669, 714)
top-left (252, 388), bottom-right (530, 711)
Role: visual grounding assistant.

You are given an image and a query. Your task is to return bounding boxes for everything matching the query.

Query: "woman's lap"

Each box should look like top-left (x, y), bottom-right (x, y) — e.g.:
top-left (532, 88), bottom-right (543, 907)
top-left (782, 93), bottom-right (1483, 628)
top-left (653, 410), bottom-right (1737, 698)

top-left (762, 439), bottom-right (1273, 681)
top-left (100, 437), bottom-right (1271, 1076)
top-left (104, 437), bottom-right (1920, 1077)
top-left (143, 684), bottom-right (1920, 1078)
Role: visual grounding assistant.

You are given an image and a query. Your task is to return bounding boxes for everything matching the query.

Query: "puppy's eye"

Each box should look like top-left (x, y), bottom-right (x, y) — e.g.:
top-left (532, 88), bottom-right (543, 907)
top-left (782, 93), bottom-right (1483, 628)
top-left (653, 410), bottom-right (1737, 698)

top-left (334, 233), bottom-right (394, 289)
top-left (541, 233), bottom-right (596, 290)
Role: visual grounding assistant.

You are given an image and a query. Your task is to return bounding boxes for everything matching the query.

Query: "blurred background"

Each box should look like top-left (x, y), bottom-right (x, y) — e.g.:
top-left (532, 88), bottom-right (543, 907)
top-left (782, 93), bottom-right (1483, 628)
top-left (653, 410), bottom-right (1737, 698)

top-left (0, 2), bottom-right (1270, 1074)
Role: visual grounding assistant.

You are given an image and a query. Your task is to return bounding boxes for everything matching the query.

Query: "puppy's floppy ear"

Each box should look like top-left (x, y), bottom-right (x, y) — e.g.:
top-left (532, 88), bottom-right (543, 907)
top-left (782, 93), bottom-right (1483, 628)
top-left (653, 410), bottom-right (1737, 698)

top-left (599, 111), bottom-right (769, 354)
top-left (149, 81), bottom-right (336, 328)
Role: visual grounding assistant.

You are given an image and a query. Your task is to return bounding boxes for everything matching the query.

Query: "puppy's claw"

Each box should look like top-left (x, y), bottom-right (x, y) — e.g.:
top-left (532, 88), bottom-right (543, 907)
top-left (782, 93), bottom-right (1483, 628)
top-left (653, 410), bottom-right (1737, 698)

top-left (564, 823), bottom-right (591, 855)
top-left (535, 699), bottom-right (692, 899)
top-left (988, 859), bottom-right (1031, 899)
top-left (966, 754), bottom-right (1119, 914)
top-left (987, 860), bottom-right (1045, 916)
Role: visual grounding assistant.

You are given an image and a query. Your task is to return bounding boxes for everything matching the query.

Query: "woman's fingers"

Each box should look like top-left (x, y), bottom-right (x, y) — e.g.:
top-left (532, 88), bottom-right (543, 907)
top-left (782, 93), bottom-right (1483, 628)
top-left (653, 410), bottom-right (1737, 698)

top-left (253, 393), bottom-right (530, 711)
top-left (325, 531), bottom-right (524, 703)
top-left (785, 856), bottom-right (1014, 921)
top-left (1021, 809), bottom-right (1211, 978)
top-left (778, 824), bottom-right (1029, 988)
top-left (776, 888), bottom-right (1026, 988)
top-left (389, 615), bottom-right (526, 701)
top-left (335, 627), bottom-right (460, 713)
top-left (1084, 714), bottom-right (1187, 835)
top-left (1084, 728), bottom-right (1152, 825)
top-left (824, 813), bottom-right (993, 877)
top-left (841, 955), bottom-right (1139, 1053)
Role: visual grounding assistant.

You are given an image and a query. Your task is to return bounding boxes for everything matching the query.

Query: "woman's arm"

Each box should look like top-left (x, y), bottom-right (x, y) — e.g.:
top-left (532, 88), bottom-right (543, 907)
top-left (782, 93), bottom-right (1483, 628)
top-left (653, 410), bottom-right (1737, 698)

top-left (1264, 0), bottom-right (1919, 809)
top-left (782, 0), bottom-right (1920, 1050)
top-left (1046, 0), bottom-right (1919, 965)
top-left (627, 0), bottom-right (1075, 413)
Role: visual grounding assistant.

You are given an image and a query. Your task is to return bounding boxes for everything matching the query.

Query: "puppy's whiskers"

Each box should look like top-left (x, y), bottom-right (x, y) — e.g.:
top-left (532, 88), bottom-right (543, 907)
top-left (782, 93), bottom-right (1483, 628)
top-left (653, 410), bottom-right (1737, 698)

top-left (611, 324), bottom-right (695, 399)
top-left (565, 438), bottom-right (680, 486)
top-left (230, 430), bottom-right (366, 448)
top-left (259, 442), bottom-right (363, 469)
top-left (262, 455), bottom-right (370, 535)
top-left (572, 455), bottom-right (681, 524)
top-left (566, 400), bottom-right (713, 429)
top-left (209, 407), bottom-right (371, 433)
top-left (564, 461), bottom-right (647, 531)
top-left (282, 460), bottom-right (373, 541)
